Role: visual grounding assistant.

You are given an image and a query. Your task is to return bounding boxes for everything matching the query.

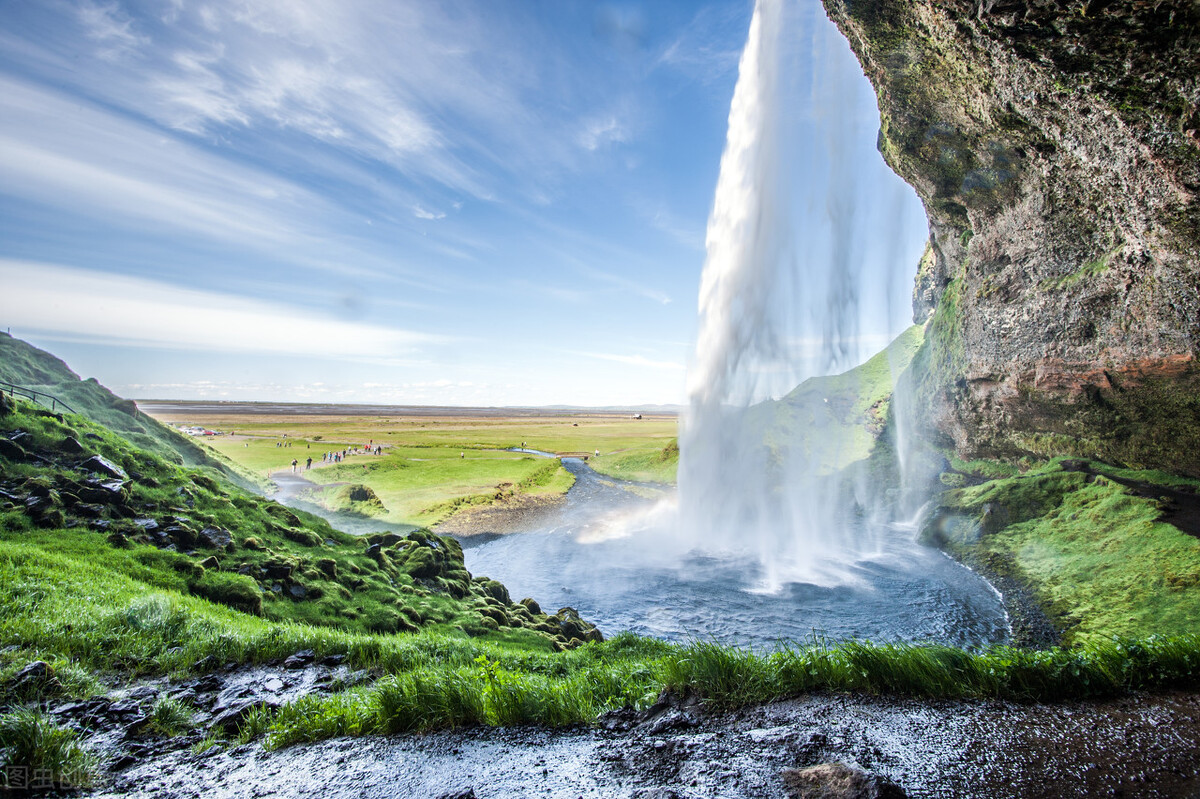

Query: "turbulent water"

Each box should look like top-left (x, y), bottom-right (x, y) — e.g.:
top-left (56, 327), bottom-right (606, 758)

top-left (463, 460), bottom-right (1008, 649)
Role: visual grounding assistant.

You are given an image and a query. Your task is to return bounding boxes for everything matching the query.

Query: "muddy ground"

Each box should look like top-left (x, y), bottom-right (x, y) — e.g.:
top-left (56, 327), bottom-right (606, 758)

top-left (78, 669), bottom-right (1200, 799)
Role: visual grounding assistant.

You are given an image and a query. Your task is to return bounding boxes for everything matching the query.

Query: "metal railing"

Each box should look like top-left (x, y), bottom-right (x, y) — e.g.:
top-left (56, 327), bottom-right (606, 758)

top-left (0, 381), bottom-right (77, 414)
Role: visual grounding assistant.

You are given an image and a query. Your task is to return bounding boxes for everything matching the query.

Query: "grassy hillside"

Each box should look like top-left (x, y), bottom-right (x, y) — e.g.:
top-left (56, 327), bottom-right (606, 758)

top-left (922, 457), bottom-right (1200, 646)
top-left (0, 396), bottom-right (600, 649)
top-left (746, 325), bottom-right (925, 476)
top-left (0, 334), bottom-right (255, 488)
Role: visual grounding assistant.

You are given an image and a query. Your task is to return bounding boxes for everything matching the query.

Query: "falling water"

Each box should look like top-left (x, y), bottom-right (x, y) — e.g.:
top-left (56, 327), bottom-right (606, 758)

top-left (463, 0), bottom-right (1008, 647)
top-left (676, 0), bottom-right (914, 591)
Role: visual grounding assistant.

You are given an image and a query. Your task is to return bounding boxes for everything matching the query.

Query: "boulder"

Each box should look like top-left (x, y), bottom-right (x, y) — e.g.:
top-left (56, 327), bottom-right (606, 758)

top-left (58, 436), bottom-right (85, 454)
top-left (0, 438), bottom-right (26, 461)
top-left (262, 560), bottom-right (293, 580)
top-left (81, 455), bottom-right (128, 480)
top-left (781, 763), bottom-right (907, 799)
top-left (198, 526), bottom-right (233, 549)
top-left (282, 650), bottom-right (315, 670)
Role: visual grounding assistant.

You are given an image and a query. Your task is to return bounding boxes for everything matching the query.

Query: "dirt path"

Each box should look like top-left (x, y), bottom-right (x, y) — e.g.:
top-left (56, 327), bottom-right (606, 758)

top-left (93, 688), bottom-right (1200, 798)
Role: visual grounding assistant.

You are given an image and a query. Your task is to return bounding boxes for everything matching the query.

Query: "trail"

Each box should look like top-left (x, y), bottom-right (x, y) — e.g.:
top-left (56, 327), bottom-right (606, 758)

top-left (94, 688), bottom-right (1200, 798)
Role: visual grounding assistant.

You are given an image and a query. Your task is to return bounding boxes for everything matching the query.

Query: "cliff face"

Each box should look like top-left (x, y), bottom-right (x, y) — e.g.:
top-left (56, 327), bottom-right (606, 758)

top-left (823, 0), bottom-right (1200, 475)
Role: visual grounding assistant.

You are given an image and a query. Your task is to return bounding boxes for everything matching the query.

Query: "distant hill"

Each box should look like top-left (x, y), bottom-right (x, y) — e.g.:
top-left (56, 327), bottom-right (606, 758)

top-left (746, 324), bottom-right (925, 476)
top-left (0, 332), bottom-right (248, 484)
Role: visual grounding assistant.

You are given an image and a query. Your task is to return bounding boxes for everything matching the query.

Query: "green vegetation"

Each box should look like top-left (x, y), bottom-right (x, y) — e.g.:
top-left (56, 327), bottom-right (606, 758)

top-left (0, 707), bottom-right (96, 790)
top-left (177, 411), bottom-right (675, 524)
top-left (748, 324), bottom-right (925, 474)
top-left (925, 457), bottom-right (1200, 644)
top-left (0, 400), bottom-right (597, 648)
top-left (589, 438), bottom-right (678, 484)
top-left (146, 694), bottom-right (195, 737)
top-left (0, 333), bottom-right (258, 489)
top-left (3, 332), bottom-right (1200, 772)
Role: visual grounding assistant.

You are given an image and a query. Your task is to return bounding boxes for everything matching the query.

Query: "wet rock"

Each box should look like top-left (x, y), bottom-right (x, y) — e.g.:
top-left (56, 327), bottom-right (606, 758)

top-left (163, 525), bottom-right (198, 549)
top-left (9, 430), bottom-right (34, 448)
top-left (283, 651), bottom-right (315, 670)
top-left (72, 502), bottom-right (107, 519)
top-left (59, 436), bottom-right (85, 454)
top-left (437, 790), bottom-right (476, 799)
top-left (10, 660), bottom-right (56, 692)
top-left (81, 454), bottom-right (128, 480)
top-left (78, 478), bottom-right (128, 504)
top-left (198, 555), bottom-right (220, 571)
top-left (781, 763), bottom-right (906, 799)
top-left (262, 560), bottom-right (293, 580)
top-left (320, 654), bottom-right (347, 667)
top-left (0, 437), bottom-right (26, 461)
top-left (108, 753), bottom-right (138, 772)
top-left (198, 526), bottom-right (232, 550)
top-left (134, 517), bottom-right (161, 534)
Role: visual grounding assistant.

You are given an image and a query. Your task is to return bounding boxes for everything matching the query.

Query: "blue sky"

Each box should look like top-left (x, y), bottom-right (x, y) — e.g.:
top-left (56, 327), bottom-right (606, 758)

top-left (0, 0), bottom-right (927, 407)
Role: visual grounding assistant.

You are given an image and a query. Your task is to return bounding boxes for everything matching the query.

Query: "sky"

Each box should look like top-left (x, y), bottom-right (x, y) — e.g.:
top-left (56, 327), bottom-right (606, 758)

top-left (0, 0), bottom-right (928, 408)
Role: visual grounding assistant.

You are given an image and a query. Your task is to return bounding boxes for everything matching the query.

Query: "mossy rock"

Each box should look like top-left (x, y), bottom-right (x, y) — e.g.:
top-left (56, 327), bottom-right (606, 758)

top-left (283, 527), bottom-right (323, 547)
top-left (188, 572), bottom-right (263, 615)
top-left (479, 580), bottom-right (511, 604)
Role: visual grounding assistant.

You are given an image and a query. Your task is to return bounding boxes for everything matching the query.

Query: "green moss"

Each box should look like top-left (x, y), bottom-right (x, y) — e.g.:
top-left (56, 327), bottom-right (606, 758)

top-left (926, 459), bottom-right (1200, 644)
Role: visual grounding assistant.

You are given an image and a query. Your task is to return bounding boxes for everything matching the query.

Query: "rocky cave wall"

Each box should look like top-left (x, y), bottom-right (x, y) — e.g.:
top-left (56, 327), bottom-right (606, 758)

top-left (822, 0), bottom-right (1200, 475)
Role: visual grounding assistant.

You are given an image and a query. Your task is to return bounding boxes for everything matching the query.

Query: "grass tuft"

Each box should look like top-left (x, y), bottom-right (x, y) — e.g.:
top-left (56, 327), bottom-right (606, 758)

top-left (0, 707), bottom-right (97, 790)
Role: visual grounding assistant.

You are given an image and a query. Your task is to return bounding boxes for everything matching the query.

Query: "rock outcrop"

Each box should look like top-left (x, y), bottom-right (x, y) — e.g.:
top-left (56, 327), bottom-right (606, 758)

top-left (823, 0), bottom-right (1200, 474)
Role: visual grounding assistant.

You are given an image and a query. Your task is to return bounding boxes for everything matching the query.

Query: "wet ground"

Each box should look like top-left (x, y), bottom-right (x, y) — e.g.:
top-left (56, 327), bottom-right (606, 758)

top-left (91, 682), bottom-right (1200, 798)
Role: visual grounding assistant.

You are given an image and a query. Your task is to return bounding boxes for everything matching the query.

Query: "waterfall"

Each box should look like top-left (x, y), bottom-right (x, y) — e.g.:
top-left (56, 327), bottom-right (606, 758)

top-left (676, 0), bottom-right (916, 591)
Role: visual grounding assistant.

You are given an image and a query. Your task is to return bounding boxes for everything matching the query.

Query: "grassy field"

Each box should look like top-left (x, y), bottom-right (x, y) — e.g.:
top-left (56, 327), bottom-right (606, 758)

top-left (143, 408), bottom-right (678, 526)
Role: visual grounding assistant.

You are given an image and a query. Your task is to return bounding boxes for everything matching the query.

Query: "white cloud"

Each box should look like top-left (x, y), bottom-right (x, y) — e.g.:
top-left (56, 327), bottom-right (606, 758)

top-left (579, 115), bottom-right (628, 152)
top-left (0, 260), bottom-right (446, 361)
top-left (412, 205), bottom-right (446, 220)
top-left (78, 0), bottom-right (147, 60)
top-left (575, 352), bottom-right (685, 371)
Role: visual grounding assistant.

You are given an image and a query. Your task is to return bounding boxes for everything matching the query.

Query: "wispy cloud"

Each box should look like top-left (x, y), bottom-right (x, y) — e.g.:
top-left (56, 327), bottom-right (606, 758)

top-left (0, 260), bottom-right (447, 361)
top-left (578, 115), bottom-right (629, 152)
top-left (656, 5), bottom-right (746, 85)
top-left (412, 205), bottom-right (446, 221)
top-left (78, 0), bottom-right (147, 60)
top-left (575, 352), bottom-right (685, 371)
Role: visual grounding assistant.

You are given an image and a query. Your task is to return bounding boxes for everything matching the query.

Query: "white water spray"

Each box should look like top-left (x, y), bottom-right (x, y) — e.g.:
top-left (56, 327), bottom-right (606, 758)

top-left (676, 0), bottom-right (917, 591)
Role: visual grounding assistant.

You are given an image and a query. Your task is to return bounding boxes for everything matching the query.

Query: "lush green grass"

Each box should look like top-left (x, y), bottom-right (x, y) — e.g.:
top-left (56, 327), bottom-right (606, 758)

top-left (168, 411), bottom-right (676, 522)
top-left (0, 402), bottom-right (581, 646)
top-left (0, 333), bottom-right (260, 489)
top-left (297, 449), bottom-right (574, 526)
top-left (927, 458), bottom-right (1200, 644)
top-left (747, 325), bottom-right (924, 475)
top-left (0, 707), bottom-right (97, 790)
top-left (589, 439), bottom-right (678, 484)
top-left (3, 513), bottom-right (1198, 750)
